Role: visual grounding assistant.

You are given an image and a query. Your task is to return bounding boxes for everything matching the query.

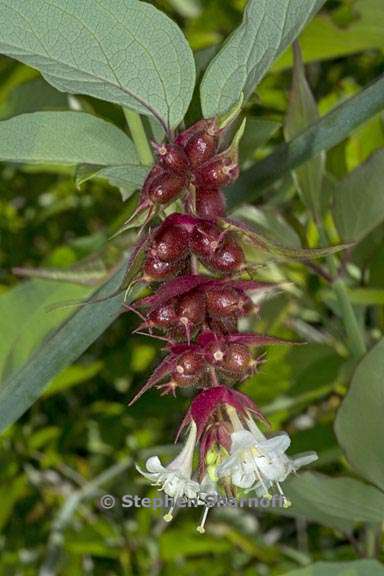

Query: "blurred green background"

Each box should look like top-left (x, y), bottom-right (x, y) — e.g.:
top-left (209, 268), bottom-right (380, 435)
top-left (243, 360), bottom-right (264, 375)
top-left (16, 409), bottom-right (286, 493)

top-left (1, 0), bottom-right (384, 574)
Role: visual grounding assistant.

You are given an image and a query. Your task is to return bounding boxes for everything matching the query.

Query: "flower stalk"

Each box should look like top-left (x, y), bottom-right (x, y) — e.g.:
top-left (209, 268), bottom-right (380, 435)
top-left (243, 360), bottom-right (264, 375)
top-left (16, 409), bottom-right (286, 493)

top-left (126, 115), bottom-right (318, 531)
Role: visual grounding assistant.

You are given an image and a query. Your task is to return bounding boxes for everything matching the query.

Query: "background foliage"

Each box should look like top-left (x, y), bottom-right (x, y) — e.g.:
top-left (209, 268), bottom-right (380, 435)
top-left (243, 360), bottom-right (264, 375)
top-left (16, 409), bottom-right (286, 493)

top-left (0, 0), bottom-right (384, 574)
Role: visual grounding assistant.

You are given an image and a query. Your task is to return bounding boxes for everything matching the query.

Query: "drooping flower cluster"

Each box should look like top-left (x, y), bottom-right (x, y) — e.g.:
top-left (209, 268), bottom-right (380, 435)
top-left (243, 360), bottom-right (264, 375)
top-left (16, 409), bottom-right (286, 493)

top-left (126, 116), bottom-right (318, 532)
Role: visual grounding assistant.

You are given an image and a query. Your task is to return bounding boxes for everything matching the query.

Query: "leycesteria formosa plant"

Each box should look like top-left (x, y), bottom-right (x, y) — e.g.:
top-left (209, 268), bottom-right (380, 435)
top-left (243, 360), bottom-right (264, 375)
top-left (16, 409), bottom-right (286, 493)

top-left (124, 115), bottom-right (318, 533)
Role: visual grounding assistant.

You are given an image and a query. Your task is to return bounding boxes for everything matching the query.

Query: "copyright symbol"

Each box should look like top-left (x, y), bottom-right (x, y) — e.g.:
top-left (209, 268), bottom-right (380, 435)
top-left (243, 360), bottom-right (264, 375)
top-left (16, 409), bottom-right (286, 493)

top-left (99, 494), bottom-right (116, 509)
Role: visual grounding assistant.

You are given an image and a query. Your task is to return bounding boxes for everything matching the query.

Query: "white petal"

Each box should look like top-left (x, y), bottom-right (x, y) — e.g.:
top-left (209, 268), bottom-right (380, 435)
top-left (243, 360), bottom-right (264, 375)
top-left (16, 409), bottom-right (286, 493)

top-left (145, 456), bottom-right (166, 474)
top-left (232, 468), bottom-right (256, 489)
top-left (135, 463), bottom-right (159, 483)
top-left (167, 420), bottom-right (197, 478)
top-left (230, 430), bottom-right (256, 453)
top-left (292, 451), bottom-right (318, 470)
top-left (184, 480), bottom-right (200, 499)
top-left (257, 433), bottom-right (291, 455)
top-left (216, 454), bottom-right (240, 477)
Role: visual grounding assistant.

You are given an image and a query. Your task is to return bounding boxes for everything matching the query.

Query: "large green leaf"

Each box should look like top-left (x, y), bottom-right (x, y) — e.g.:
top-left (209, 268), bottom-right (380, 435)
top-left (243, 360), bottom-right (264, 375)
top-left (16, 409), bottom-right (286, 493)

top-left (274, 0), bottom-right (384, 70)
top-left (332, 150), bottom-right (384, 243)
top-left (284, 43), bottom-right (324, 216)
top-left (0, 280), bottom-right (90, 381)
top-left (335, 338), bottom-right (384, 493)
top-left (0, 0), bottom-right (195, 129)
top-left (281, 560), bottom-right (384, 576)
top-left (226, 73), bottom-right (384, 207)
top-left (285, 472), bottom-right (384, 525)
top-left (0, 266), bottom-right (126, 432)
top-left (0, 111), bottom-right (137, 166)
top-left (200, 0), bottom-right (325, 118)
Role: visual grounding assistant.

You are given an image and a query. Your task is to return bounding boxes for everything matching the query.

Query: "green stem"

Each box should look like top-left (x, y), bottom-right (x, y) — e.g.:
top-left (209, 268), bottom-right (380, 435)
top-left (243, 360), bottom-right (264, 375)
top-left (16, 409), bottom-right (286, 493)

top-left (124, 108), bottom-right (153, 166)
top-left (318, 228), bottom-right (366, 359)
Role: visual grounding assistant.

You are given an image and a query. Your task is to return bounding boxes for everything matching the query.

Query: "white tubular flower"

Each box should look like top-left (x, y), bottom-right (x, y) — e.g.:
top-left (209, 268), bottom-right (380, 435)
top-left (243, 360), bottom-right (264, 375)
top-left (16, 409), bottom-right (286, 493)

top-left (136, 420), bottom-right (199, 521)
top-left (216, 425), bottom-right (318, 506)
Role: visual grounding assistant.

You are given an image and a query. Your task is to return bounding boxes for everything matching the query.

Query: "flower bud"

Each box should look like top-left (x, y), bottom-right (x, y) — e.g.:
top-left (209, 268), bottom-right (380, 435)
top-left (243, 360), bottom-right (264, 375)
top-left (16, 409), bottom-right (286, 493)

top-left (195, 187), bottom-right (226, 219)
top-left (154, 143), bottom-right (190, 175)
top-left (148, 171), bottom-right (187, 205)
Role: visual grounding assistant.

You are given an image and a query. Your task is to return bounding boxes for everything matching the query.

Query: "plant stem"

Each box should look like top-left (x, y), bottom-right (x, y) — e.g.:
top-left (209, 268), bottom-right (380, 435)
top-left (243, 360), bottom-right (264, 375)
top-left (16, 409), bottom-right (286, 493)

top-left (124, 108), bottom-right (153, 166)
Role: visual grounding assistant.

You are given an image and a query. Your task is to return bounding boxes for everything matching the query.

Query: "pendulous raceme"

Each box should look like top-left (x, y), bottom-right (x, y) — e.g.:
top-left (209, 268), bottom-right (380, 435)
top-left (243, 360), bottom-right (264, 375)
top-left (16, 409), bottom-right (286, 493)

top-left (126, 116), bottom-right (318, 533)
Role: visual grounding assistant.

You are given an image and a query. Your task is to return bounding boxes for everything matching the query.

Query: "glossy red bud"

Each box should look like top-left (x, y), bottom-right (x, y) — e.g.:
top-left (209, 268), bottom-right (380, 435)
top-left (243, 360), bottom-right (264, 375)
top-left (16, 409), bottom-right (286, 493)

top-left (140, 164), bottom-right (164, 203)
top-left (222, 343), bottom-right (253, 375)
top-left (148, 171), bottom-right (187, 205)
top-left (195, 156), bottom-right (239, 189)
top-left (175, 118), bottom-right (219, 149)
top-left (190, 221), bottom-right (222, 259)
top-left (205, 340), bottom-right (226, 367)
top-left (152, 225), bottom-right (189, 262)
top-left (147, 302), bottom-right (178, 329)
top-left (143, 254), bottom-right (181, 282)
top-left (185, 131), bottom-right (218, 168)
top-left (173, 351), bottom-right (205, 386)
top-left (156, 143), bottom-right (190, 174)
top-left (207, 240), bottom-right (244, 274)
top-left (206, 287), bottom-right (242, 319)
top-left (176, 289), bottom-right (207, 327)
top-left (195, 187), bottom-right (226, 219)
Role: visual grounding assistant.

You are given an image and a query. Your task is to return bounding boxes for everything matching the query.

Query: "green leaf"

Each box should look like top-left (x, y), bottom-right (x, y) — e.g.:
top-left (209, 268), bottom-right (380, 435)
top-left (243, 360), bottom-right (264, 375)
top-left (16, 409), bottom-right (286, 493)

top-left (274, 0), bottom-right (384, 71)
top-left (0, 0), bottom-right (195, 129)
top-left (285, 472), bottom-right (384, 525)
top-left (239, 117), bottom-right (281, 163)
top-left (0, 111), bottom-right (138, 167)
top-left (335, 338), bottom-right (384, 492)
top-left (284, 43), bottom-right (324, 216)
top-left (0, 77), bottom-right (70, 119)
top-left (76, 164), bottom-right (149, 201)
top-left (281, 560), bottom-right (384, 576)
top-left (0, 280), bottom-right (90, 381)
top-left (0, 266), bottom-right (126, 433)
top-left (333, 150), bottom-right (384, 242)
top-left (226, 73), bottom-right (384, 208)
top-left (200, 0), bottom-right (325, 118)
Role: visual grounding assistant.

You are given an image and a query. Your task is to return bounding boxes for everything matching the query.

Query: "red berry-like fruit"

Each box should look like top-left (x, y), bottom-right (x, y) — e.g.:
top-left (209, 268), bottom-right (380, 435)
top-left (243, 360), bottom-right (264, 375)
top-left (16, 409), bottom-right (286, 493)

top-left (190, 221), bottom-right (222, 259)
top-left (173, 351), bottom-right (205, 386)
top-left (205, 340), bottom-right (225, 368)
top-left (140, 164), bottom-right (164, 202)
top-left (175, 118), bottom-right (218, 149)
top-left (143, 254), bottom-right (180, 282)
top-left (147, 302), bottom-right (178, 330)
top-left (208, 240), bottom-right (244, 274)
top-left (156, 143), bottom-right (190, 175)
top-left (176, 289), bottom-right (207, 329)
top-left (152, 225), bottom-right (189, 262)
top-left (206, 287), bottom-right (242, 319)
top-left (185, 131), bottom-right (218, 168)
top-left (148, 171), bottom-right (187, 205)
top-left (195, 187), bottom-right (226, 219)
top-left (222, 343), bottom-right (253, 375)
top-left (195, 156), bottom-right (239, 189)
